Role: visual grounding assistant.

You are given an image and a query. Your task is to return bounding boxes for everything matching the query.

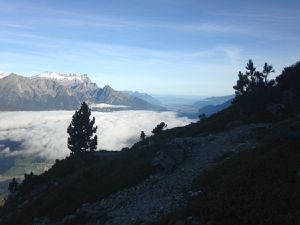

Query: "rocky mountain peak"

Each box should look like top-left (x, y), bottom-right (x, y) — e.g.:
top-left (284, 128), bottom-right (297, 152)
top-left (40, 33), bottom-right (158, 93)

top-left (103, 85), bottom-right (113, 90)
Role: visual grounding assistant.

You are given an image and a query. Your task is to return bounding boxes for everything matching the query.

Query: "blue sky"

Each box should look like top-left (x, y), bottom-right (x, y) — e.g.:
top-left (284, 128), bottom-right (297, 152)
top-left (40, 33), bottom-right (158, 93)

top-left (0, 0), bottom-right (299, 96)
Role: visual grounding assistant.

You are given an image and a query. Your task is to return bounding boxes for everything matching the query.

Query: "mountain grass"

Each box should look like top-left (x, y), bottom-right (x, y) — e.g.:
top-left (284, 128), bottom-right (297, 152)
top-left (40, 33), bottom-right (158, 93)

top-left (161, 140), bottom-right (300, 225)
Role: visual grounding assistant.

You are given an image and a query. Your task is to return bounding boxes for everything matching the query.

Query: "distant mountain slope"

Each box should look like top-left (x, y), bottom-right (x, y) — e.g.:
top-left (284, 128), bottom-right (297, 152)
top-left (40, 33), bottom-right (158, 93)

top-left (0, 74), bottom-right (79, 110)
top-left (193, 94), bottom-right (234, 108)
top-left (198, 99), bottom-right (232, 116)
top-left (0, 72), bottom-right (162, 111)
top-left (95, 86), bottom-right (164, 110)
top-left (122, 91), bottom-right (161, 106)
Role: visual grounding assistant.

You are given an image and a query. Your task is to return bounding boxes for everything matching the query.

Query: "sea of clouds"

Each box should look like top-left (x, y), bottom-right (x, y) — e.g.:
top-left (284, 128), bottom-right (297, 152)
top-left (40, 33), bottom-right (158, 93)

top-left (0, 110), bottom-right (193, 160)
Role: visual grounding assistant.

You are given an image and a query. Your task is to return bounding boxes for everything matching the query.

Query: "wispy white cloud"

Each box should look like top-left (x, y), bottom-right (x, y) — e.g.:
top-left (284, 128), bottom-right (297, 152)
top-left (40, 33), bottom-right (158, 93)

top-left (0, 0), bottom-right (299, 96)
top-left (0, 3), bottom-right (247, 35)
top-left (0, 23), bottom-right (28, 28)
top-left (222, 46), bottom-right (243, 68)
top-left (210, 9), bottom-right (300, 24)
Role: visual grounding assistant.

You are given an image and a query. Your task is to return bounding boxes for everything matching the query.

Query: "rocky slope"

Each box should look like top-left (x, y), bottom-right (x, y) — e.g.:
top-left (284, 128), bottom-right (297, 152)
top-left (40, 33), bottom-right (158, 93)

top-left (60, 123), bottom-right (266, 225)
top-left (16, 117), bottom-right (298, 225)
top-left (0, 120), bottom-right (274, 225)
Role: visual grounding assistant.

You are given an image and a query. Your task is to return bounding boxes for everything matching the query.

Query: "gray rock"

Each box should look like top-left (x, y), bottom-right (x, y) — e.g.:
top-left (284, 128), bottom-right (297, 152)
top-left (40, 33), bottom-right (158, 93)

top-left (226, 120), bottom-right (242, 128)
top-left (62, 214), bottom-right (77, 225)
top-left (188, 190), bottom-right (203, 198)
top-left (266, 103), bottom-right (285, 116)
top-left (174, 220), bottom-right (185, 225)
top-left (152, 140), bottom-right (190, 174)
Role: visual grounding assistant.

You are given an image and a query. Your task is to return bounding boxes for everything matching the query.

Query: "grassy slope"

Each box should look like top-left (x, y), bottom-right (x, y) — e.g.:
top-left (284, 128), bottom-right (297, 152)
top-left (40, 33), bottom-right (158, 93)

top-left (162, 140), bottom-right (300, 225)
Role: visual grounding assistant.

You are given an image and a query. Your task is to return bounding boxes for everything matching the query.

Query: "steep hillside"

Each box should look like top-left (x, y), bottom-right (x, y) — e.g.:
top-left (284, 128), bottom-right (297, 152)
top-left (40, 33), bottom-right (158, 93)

top-left (94, 85), bottom-right (164, 110)
top-left (122, 91), bottom-right (161, 106)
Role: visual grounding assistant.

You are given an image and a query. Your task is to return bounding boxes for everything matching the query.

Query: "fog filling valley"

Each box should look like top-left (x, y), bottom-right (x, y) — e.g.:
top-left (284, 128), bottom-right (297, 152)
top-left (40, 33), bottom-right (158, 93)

top-left (0, 110), bottom-right (193, 160)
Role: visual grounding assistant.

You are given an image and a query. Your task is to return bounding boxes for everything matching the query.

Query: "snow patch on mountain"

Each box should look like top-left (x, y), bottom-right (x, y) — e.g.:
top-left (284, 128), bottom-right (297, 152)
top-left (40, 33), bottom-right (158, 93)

top-left (90, 103), bottom-right (130, 109)
top-left (34, 71), bottom-right (91, 83)
top-left (0, 71), bottom-right (8, 79)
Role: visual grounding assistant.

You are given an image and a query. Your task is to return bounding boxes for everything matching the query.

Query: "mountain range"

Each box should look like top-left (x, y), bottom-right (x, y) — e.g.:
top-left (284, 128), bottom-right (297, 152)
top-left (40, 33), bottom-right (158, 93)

top-left (0, 72), bottom-right (163, 111)
top-left (0, 71), bottom-right (234, 115)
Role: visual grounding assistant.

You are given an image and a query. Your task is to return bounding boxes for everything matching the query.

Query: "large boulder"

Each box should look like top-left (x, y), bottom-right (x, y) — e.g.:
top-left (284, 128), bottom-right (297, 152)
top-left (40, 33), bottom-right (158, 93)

top-left (151, 139), bottom-right (191, 174)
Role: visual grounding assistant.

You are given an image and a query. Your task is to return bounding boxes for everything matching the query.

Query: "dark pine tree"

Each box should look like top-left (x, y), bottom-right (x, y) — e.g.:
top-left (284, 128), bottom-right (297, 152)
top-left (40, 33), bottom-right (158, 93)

top-left (67, 102), bottom-right (98, 155)
top-left (233, 60), bottom-right (275, 103)
top-left (8, 178), bottom-right (18, 193)
top-left (152, 122), bottom-right (167, 135)
top-left (140, 131), bottom-right (146, 142)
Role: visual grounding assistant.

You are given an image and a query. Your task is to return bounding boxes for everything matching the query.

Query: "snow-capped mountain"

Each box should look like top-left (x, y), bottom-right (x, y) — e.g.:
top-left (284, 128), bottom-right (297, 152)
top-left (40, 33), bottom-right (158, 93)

top-left (34, 71), bottom-right (91, 83)
top-left (0, 71), bottom-right (163, 111)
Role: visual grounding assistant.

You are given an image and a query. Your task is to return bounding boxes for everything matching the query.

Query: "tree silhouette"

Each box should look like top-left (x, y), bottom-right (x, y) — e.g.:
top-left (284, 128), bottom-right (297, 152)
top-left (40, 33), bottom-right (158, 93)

top-left (198, 113), bottom-right (207, 121)
top-left (8, 178), bottom-right (18, 193)
top-left (233, 59), bottom-right (275, 101)
top-left (140, 131), bottom-right (146, 142)
top-left (67, 102), bottom-right (98, 155)
top-left (276, 61), bottom-right (300, 95)
top-left (262, 63), bottom-right (275, 84)
top-left (152, 122), bottom-right (167, 135)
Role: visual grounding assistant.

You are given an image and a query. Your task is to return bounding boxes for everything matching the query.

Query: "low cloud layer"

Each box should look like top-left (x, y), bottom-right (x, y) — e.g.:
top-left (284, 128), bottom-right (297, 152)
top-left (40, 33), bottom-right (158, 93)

top-left (0, 110), bottom-right (192, 160)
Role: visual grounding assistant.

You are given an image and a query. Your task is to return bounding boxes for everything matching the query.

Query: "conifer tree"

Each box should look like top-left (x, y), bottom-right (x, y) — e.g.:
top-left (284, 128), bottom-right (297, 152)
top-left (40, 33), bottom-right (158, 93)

top-left (233, 59), bottom-right (275, 100)
top-left (8, 177), bottom-right (18, 193)
top-left (67, 102), bottom-right (98, 155)
top-left (140, 131), bottom-right (146, 142)
top-left (152, 122), bottom-right (167, 135)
